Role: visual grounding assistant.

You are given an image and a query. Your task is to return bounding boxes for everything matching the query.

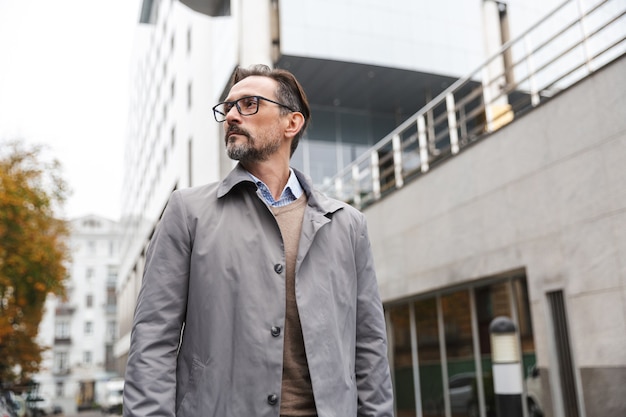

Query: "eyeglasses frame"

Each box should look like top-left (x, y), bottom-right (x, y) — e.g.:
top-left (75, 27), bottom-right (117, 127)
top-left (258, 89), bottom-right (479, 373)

top-left (212, 95), bottom-right (297, 122)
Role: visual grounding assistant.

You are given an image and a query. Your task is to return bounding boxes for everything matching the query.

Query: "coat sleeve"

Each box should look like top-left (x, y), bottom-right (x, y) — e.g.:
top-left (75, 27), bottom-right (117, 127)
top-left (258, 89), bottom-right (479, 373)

top-left (123, 191), bottom-right (191, 417)
top-left (354, 213), bottom-right (395, 417)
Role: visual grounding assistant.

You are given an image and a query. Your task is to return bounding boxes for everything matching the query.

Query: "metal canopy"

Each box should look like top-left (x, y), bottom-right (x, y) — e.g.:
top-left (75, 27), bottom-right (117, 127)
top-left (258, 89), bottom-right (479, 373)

top-left (276, 56), bottom-right (460, 115)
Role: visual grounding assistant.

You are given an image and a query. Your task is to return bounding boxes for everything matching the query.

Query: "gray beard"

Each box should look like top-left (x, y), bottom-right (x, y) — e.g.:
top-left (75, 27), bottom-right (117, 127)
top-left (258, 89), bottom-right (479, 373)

top-left (226, 137), bottom-right (281, 163)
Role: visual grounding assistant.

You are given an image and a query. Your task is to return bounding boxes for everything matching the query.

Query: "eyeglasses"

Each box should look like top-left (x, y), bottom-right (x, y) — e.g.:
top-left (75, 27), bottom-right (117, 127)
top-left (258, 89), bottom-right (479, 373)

top-left (212, 95), bottom-right (297, 122)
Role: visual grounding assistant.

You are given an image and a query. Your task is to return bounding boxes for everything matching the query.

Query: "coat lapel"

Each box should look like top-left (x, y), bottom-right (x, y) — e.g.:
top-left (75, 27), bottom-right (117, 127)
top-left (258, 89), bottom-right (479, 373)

top-left (293, 168), bottom-right (344, 271)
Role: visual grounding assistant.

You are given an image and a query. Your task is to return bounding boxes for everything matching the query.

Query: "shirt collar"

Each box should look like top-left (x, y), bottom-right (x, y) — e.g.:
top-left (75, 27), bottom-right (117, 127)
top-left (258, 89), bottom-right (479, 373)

top-left (247, 168), bottom-right (303, 207)
top-left (217, 163), bottom-right (344, 215)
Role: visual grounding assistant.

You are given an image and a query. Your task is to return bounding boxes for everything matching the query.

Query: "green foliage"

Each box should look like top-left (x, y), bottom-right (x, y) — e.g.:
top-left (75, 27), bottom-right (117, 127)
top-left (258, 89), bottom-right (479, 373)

top-left (0, 140), bottom-right (70, 385)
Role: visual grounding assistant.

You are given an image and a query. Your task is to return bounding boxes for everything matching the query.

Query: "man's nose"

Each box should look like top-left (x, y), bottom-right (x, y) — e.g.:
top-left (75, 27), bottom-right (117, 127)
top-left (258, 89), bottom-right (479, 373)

top-left (225, 105), bottom-right (241, 123)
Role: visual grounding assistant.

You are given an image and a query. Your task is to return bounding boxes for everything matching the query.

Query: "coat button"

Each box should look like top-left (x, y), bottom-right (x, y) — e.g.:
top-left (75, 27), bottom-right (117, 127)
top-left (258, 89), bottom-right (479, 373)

top-left (271, 326), bottom-right (281, 337)
top-left (267, 394), bottom-right (278, 405)
top-left (274, 263), bottom-right (283, 274)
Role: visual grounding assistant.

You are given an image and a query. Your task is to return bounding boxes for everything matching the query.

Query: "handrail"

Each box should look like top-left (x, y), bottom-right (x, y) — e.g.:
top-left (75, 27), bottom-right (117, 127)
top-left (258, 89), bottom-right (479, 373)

top-left (320, 0), bottom-right (625, 208)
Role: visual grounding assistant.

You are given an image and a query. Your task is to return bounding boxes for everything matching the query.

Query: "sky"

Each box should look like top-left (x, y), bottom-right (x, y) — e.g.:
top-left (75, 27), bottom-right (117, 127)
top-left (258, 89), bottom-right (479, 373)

top-left (0, 0), bottom-right (143, 221)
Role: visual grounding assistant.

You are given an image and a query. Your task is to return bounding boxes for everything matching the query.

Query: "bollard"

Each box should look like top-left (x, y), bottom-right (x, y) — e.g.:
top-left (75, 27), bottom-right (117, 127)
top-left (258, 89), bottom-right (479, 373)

top-left (490, 316), bottom-right (523, 417)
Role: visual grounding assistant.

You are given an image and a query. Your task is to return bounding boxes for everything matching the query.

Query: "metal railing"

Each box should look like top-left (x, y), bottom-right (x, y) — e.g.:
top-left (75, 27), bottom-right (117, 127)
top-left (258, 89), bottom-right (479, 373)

top-left (320, 0), bottom-right (625, 208)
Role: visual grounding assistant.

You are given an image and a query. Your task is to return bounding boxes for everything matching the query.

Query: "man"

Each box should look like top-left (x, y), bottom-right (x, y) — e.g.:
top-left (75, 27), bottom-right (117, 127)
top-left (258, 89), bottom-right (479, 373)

top-left (123, 64), bottom-right (394, 417)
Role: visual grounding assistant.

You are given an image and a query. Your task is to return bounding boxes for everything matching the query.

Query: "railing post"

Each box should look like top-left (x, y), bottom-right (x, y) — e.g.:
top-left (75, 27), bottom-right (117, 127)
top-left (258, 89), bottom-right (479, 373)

top-left (524, 35), bottom-right (540, 107)
top-left (576, 0), bottom-right (593, 74)
top-left (417, 116), bottom-right (429, 173)
top-left (446, 93), bottom-right (460, 154)
top-left (351, 164), bottom-right (361, 208)
top-left (482, 66), bottom-right (495, 133)
top-left (481, 0), bottom-right (514, 133)
top-left (426, 106), bottom-right (436, 154)
top-left (371, 151), bottom-right (381, 200)
top-left (334, 176), bottom-right (342, 201)
top-left (392, 134), bottom-right (404, 189)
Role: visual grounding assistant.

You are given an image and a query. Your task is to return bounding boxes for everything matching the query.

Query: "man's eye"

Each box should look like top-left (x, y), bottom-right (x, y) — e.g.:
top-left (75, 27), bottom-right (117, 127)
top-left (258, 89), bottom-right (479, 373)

top-left (241, 97), bottom-right (258, 109)
top-left (223, 103), bottom-right (234, 113)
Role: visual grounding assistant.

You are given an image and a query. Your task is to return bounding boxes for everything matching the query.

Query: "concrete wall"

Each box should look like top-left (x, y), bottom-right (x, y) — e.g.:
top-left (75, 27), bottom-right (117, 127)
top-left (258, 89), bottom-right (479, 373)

top-left (364, 55), bottom-right (626, 417)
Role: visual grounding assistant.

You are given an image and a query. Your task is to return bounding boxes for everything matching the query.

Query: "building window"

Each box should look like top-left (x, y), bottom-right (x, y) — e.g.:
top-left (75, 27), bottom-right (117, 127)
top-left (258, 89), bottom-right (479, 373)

top-left (187, 81), bottom-right (192, 109)
top-left (187, 26), bottom-right (191, 53)
top-left (84, 321), bottom-right (93, 335)
top-left (55, 320), bottom-right (70, 339)
top-left (188, 137), bottom-right (193, 188)
top-left (83, 351), bottom-right (92, 365)
top-left (86, 294), bottom-right (93, 308)
top-left (54, 351), bottom-right (69, 373)
top-left (86, 267), bottom-right (94, 279)
top-left (388, 304), bottom-right (416, 415)
top-left (385, 274), bottom-right (537, 417)
top-left (83, 219), bottom-right (100, 228)
top-left (107, 266), bottom-right (118, 282)
top-left (106, 286), bottom-right (116, 307)
top-left (107, 320), bottom-right (117, 341)
top-left (441, 289), bottom-right (479, 416)
top-left (87, 241), bottom-right (96, 255)
top-left (414, 297), bottom-right (444, 416)
top-left (105, 345), bottom-right (115, 372)
top-left (56, 382), bottom-right (64, 398)
top-left (307, 139), bottom-right (338, 185)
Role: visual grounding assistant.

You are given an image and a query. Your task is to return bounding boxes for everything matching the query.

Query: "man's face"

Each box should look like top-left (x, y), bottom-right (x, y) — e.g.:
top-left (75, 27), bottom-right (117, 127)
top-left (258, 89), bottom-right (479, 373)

top-left (223, 76), bottom-right (286, 163)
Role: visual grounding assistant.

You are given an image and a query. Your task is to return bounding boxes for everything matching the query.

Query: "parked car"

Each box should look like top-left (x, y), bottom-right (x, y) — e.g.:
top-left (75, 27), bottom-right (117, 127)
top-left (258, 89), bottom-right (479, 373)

top-left (438, 372), bottom-right (495, 417)
top-left (100, 379), bottom-right (124, 415)
top-left (1, 390), bottom-right (26, 417)
top-left (25, 395), bottom-right (62, 416)
top-left (526, 365), bottom-right (545, 417)
top-left (0, 396), bottom-right (13, 417)
top-left (0, 402), bottom-right (13, 417)
top-left (435, 367), bottom-right (544, 417)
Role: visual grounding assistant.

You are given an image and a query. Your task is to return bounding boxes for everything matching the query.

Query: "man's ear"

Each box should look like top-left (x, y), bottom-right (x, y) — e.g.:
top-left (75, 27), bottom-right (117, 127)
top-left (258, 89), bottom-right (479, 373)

top-left (284, 112), bottom-right (305, 139)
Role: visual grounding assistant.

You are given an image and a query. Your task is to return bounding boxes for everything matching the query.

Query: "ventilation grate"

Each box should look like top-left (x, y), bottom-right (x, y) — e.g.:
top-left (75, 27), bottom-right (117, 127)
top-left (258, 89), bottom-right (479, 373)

top-left (547, 290), bottom-right (580, 417)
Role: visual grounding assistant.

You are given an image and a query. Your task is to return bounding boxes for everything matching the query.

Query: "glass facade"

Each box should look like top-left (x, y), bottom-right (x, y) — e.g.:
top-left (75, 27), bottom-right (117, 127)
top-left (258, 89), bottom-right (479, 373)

top-left (415, 298), bottom-right (444, 417)
top-left (390, 305), bottom-right (416, 416)
top-left (386, 273), bottom-right (537, 417)
top-left (292, 107), bottom-right (397, 186)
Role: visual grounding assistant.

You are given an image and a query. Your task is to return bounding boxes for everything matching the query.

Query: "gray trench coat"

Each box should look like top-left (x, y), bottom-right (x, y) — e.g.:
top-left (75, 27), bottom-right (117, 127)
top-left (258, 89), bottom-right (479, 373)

top-left (123, 164), bottom-right (394, 417)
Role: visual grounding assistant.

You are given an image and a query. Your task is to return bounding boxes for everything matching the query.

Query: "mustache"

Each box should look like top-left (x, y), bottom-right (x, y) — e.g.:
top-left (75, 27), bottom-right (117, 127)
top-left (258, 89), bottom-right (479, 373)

top-left (226, 125), bottom-right (250, 139)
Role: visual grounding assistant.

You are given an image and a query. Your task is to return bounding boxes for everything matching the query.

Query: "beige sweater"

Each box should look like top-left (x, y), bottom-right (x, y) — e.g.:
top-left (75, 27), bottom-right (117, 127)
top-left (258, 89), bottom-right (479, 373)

top-left (271, 194), bottom-right (317, 416)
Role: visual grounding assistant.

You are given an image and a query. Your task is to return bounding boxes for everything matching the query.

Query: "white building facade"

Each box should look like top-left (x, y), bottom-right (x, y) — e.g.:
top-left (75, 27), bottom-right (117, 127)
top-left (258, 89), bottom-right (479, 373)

top-left (36, 215), bottom-right (122, 414)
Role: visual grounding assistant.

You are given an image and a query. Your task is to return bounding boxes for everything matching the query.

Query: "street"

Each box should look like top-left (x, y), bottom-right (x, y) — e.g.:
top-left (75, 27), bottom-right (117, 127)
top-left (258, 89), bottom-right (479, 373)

top-left (63, 411), bottom-right (120, 417)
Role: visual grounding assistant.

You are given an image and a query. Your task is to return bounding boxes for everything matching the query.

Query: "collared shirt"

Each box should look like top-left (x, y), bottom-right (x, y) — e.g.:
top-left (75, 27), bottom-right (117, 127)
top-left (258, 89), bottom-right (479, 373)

top-left (248, 168), bottom-right (304, 207)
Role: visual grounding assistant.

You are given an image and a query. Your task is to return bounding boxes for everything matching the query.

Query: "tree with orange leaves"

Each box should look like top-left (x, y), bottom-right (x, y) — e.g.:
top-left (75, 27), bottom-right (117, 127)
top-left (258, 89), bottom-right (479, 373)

top-left (0, 140), bottom-right (70, 387)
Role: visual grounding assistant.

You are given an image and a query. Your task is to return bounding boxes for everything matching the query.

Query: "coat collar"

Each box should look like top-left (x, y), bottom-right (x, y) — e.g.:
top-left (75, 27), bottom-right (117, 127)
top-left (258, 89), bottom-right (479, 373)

top-left (217, 163), bottom-right (344, 216)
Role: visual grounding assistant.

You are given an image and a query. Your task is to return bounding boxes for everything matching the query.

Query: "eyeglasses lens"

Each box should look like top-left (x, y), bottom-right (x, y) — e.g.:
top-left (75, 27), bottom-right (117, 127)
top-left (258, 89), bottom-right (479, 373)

top-left (215, 97), bottom-right (261, 122)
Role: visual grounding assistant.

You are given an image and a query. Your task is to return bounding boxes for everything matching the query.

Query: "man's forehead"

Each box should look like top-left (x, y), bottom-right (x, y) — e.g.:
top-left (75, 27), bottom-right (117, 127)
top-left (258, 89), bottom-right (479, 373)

top-left (227, 75), bottom-right (277, 99)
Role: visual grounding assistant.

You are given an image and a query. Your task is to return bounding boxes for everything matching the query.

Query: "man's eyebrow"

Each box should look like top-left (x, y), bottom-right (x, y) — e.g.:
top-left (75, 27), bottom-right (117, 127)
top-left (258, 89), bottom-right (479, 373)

top-left (224, 93), bottom-right (256, 102)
